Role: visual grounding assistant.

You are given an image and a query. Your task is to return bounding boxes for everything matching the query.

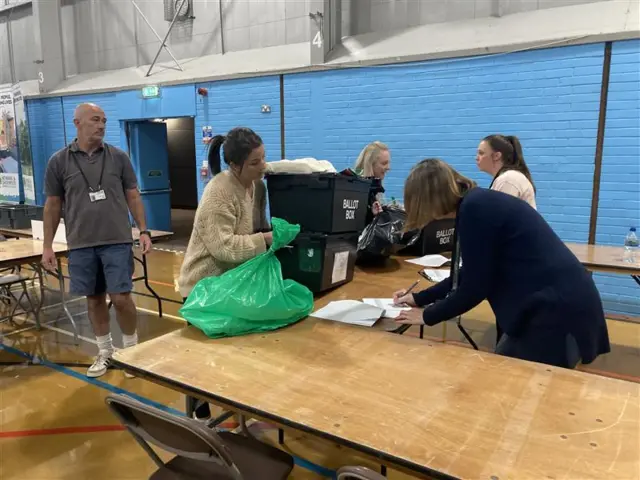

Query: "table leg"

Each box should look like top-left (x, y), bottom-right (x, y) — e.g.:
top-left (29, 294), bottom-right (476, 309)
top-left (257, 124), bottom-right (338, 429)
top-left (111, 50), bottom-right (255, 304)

top-left (239, 415), bottom-right (257, 439)
top-left (633, 275), bottom-right (640, 287)
top-left (141, 253), bottom-right (163, 317)
top-left (34, 265), bottom-right (46, 330)
top-left (457, 318), bottom-right (478, 350)
top-left (57, 258), bottom-right (79, 345)
top-left (205, 411), bottom-right (234, 430)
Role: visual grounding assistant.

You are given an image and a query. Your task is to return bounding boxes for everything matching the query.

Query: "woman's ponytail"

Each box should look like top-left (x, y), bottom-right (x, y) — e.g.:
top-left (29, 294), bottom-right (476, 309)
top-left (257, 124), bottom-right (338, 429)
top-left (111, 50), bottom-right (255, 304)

top-left (505, 135), bottom-right (535, 192)
top-left (207, 135), bottom-right (225, 175)
top-left (484, 134), bottom-right (536, 193)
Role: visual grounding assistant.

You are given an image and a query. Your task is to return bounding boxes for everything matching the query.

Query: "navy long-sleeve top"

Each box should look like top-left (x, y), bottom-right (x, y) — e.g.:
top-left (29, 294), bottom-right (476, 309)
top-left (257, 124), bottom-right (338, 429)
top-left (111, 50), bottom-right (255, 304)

top-left (413, 188), bottom-right (610, 364)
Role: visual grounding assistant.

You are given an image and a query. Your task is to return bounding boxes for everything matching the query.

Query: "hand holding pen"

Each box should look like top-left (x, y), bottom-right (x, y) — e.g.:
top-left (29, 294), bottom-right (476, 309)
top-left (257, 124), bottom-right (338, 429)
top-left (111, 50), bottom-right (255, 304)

top-left (392, 280), bottom-right (420, 307)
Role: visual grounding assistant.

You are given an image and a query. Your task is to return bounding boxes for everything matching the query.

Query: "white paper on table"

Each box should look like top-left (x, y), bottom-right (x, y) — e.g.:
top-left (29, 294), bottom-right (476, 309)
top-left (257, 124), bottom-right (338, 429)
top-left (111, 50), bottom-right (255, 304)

top-left (421, 269), bottom-right (451, 282)
top-left (311, 300), bottom-right (382, 327)
top-left (405, 254), bottom-right (450, 267)
top-left (362, 298), bottom-right (411, 319)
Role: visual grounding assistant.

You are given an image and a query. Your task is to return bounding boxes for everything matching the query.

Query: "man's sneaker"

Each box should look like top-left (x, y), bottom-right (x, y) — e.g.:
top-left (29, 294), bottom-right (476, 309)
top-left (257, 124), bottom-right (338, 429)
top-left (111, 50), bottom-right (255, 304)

top-left (87, 352), bottom-right (111, 378)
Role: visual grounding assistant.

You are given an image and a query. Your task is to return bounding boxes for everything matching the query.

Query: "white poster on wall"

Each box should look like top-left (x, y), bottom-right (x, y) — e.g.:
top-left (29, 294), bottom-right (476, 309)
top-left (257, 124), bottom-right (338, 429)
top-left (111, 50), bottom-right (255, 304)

top-left (13, 84), bottom-right (35, 204)
top-left (23, 174), bottom-right (35, 202)
top-left (0, 172), bottom-right (19, 197)
top-left (0, 86), bottom-right (21, 201)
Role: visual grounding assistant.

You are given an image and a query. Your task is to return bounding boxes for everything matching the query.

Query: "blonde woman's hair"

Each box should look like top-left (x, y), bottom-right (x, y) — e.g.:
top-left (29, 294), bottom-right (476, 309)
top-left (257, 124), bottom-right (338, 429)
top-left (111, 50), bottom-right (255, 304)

top-left (354, 141), bottom-right (389, 177)
top-left (404, 159), bottom-right (477, 231)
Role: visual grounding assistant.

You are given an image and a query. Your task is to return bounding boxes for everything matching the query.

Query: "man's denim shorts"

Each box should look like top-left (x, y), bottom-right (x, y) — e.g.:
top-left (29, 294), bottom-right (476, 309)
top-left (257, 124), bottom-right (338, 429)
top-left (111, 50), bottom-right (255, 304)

top-left (68, 243), bottom-right (134, 296)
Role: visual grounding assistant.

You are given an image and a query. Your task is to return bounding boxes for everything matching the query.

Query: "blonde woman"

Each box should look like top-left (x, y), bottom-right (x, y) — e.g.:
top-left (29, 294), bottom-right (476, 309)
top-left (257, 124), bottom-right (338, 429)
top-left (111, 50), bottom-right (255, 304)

top-left (354, 141), bottom-right (391, 219)
top-left (392, 159), bottom-right (609, 369)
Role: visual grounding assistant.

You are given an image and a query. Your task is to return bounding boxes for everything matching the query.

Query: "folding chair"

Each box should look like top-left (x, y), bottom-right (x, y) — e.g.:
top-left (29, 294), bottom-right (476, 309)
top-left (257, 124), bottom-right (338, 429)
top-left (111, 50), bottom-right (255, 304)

top-left (337, 466), bottom-right (387, 480)
top-left (0, 268), bottom-right (38, 328)
top-left (105, 394), bottom-right (294, 480)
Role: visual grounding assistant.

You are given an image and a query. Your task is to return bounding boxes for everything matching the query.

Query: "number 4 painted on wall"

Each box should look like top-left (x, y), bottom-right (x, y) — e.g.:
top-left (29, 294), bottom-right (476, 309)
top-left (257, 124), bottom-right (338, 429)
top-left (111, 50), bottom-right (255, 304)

top-left (313, 31), bottom-right (323, 49)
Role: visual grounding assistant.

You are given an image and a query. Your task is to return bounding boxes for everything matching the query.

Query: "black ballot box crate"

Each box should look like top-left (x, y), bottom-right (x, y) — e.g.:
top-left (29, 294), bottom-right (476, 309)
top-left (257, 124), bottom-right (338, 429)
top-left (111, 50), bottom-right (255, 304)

top-left (400, 218), bottom-right (456, 256)
top-left (276, 231), bottom-right (359, 293)
top-left (0, 204), bottom-right (44, 230)
top-left (266, 173), bottom-right (372, 234)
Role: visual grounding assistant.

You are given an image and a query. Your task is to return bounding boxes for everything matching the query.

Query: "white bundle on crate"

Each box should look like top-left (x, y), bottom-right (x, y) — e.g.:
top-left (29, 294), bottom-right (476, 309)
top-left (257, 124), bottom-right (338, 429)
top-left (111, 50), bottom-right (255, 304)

top-left (264, 158), bottom-right (337, 175)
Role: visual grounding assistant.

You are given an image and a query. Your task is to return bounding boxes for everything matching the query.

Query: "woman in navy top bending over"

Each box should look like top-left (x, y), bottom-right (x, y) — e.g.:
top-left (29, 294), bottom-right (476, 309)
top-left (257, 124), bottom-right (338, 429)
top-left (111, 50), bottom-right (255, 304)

top-left (394, 159), bottom-right (610, 368)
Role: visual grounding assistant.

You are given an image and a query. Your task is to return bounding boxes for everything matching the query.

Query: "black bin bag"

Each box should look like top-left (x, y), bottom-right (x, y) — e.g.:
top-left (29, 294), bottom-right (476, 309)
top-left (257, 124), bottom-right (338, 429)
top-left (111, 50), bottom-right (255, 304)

top-left (356, 205), bottom-right (420, 264)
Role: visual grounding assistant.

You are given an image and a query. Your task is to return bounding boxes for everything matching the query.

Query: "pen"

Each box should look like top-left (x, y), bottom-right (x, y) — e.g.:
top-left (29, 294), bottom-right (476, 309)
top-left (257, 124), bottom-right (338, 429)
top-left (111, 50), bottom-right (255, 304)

top-left (404, 279), bottom-right (420, 296)
top-left (394, 279), bottom-right (420, 307)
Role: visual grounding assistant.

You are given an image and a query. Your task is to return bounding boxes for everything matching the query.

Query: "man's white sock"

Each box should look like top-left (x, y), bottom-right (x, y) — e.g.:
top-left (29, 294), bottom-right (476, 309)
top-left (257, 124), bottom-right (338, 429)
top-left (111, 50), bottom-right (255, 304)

top-left (122, 331), bottom-right (138, 349)
top-left (96, 333), bottom-right (114, 356)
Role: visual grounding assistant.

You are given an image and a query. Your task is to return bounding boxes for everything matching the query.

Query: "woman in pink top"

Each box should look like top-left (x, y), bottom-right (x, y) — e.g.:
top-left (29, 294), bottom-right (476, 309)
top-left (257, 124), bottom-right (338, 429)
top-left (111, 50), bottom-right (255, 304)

top-left (476, 134), bottom-right (537, 210)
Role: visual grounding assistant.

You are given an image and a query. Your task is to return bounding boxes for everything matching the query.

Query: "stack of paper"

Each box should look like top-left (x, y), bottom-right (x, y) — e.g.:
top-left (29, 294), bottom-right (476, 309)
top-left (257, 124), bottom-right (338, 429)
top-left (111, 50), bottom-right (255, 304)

top-left (311, 300), bottom-right (383, 327)
top-left (362, 298), bottom-right (411, 319)
top-left (311, 298), bottom-right (414, 327)
top-left (405, 254), bottom-right (450, 268)
top-left (421, 269), bottom-right (451, 282)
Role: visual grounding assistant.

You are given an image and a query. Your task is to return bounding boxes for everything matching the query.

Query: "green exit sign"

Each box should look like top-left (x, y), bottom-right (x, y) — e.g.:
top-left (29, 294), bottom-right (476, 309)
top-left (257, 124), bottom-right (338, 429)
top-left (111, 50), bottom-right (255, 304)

top-left (141, 85), bottom-right (160, 98)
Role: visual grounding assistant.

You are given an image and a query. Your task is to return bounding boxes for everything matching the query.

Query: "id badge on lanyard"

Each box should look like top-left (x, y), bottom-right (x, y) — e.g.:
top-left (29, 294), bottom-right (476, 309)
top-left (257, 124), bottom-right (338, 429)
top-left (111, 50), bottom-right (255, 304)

top-left (89, 189), bottom-right (107, 202)
top-left (71, 148), bottom-right (107, 203)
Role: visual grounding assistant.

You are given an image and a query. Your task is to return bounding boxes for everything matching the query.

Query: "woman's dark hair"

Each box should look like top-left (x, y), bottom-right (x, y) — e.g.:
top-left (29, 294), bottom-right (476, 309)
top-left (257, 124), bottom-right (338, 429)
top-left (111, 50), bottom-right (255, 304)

top-left (484, 134), bottom-right (536, 192)
top-left (207, 127), bottom-right (263, 175)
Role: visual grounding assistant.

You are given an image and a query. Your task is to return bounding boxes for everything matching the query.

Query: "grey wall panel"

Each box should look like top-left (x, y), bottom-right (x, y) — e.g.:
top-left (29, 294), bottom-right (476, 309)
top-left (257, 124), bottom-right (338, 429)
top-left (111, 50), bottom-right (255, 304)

top-left (285, 16), bottom-right (309, 44)
top-left (341, 0), bottom-right (351, 36)
top-left (250, 0), bottom-right (286, 24)
top-left (249, 19), bottom-right (287, 49)
top-left (347, 0), bottom-right (612, 36)
top-left (539, 0), bottom-right (605, 7)
top-left (285, 0), bottom-right (310, 19)
top-left (500, 0), bottom-right (540, 15)
top-left (353, 0), bottom-right (372, 35)
top-left (0, 18), bottom-right (12, 84)
top-left (418, 0), bottom-right (448, 25)
top-left (133, 0), bottom-right (171, 49)
top-left (9, 0), bottom-right (614, 82)
top-left (445, 0), bottom-right (478, 21)
top-left (474, 0), bottom-right (495, 18)
top-left (224, 26), bottom-right (252, 52)
top-left (221, 0), bottom-right (251, 30)
top-left (185, 0), bottom-right (222, 57)
top-left (284, 0), bottom-right (310, 44)
top-left (371, 0), bottom-right (422, 31)
top-left (136, 41), bottom-right (175, 68)
top-left (9, 5), bottom-right (38, 81)
top-left (62, 0), bottom-right (221, 75)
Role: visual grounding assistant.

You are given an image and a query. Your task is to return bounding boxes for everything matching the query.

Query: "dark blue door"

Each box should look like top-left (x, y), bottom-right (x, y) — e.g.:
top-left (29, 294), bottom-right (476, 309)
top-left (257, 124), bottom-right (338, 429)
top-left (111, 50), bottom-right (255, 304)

top-left (127, 121), bottom-right (172, 232)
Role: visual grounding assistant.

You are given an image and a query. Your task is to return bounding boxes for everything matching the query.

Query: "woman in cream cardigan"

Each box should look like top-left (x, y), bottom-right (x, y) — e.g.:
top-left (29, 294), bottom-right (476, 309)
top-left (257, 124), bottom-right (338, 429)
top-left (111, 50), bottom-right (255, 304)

top-left (178, 126), bottom-right (271, 419)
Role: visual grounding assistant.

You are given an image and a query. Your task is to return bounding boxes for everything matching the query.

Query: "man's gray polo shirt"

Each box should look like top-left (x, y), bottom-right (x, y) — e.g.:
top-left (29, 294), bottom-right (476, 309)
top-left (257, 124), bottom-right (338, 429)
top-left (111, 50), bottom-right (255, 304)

top-left (44, 140), bottom-right (138, 250)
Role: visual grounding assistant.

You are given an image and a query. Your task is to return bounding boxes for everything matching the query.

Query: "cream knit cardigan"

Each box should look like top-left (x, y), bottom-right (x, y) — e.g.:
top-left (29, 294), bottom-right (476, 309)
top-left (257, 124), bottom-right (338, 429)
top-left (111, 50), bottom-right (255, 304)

top-left (178, 171), bottom-right (269, 298)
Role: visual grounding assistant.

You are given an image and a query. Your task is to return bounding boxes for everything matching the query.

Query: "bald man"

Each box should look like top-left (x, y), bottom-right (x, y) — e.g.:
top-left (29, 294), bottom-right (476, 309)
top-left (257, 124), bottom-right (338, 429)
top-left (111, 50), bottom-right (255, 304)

top-left (42, 103), bottom-right (152, 378)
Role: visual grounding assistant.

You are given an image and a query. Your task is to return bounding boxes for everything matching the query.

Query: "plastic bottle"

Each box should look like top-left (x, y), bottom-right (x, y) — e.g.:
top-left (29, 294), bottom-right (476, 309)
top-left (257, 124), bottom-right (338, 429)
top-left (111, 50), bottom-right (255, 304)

top-left (623, 227), bottom-right (639, 263)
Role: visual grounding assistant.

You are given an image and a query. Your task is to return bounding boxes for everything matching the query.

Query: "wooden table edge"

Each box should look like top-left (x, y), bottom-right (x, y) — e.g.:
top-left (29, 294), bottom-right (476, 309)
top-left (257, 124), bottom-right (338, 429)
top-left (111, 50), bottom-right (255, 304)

top-left (110, 356), bottom-right (460, 480)
top-left (582, 263), bottom-right (640, 276)
top-left (0, 240), bottom-right (69, 269)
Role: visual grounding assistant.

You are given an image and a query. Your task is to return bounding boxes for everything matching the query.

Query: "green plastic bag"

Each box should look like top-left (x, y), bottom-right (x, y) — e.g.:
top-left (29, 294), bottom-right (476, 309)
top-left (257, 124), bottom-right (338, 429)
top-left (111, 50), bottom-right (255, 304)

top-left (179, 217), bottom-right (314, 338)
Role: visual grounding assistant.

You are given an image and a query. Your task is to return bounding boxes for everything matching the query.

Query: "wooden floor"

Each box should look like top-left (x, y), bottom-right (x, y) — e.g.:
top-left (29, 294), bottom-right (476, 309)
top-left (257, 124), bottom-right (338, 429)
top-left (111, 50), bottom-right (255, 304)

top-left (1, 245), bottom-right (639, 479)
